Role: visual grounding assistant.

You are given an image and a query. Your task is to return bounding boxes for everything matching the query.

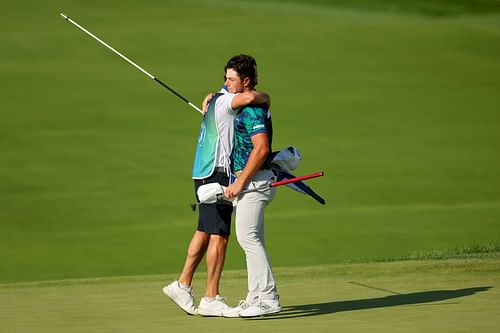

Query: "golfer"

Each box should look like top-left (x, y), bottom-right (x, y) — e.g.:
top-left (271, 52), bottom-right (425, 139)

top-left (222, 61), bottom-right (280, 317)
top-left (164, 55), bottom-right (269, 317)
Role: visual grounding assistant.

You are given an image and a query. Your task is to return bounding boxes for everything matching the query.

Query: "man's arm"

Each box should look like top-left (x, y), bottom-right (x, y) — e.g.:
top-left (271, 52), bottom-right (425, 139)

top-left (231, 91), bottom-right (270, 110)
top-left (202, 91), bottom-right (270, 114)
top-left (225, 132), bottom-right (270, 199)
top-left (202, 93), bottom-right (215, 113)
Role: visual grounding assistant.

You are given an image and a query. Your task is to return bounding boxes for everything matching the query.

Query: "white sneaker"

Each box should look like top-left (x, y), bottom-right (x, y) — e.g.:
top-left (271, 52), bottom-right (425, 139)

top-left (239, 299), bottom-right (281, 317)
top-left (222, 300), bottom-right (253, 318)
top-left (163, 281), bottom-right (197, 315)
top-left (196, 295), bottom-right (230, 316)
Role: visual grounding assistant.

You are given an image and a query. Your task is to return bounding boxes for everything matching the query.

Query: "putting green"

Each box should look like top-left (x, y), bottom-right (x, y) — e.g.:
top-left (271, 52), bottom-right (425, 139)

top-left (1, 258), bottom-right (499, 332)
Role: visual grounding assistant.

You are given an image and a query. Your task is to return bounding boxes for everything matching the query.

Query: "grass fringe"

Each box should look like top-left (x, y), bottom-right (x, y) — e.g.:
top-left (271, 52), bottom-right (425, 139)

top-left (378, 243), bottom-right (500, 262)
top-left (2, 243), bottom-right (498, 288)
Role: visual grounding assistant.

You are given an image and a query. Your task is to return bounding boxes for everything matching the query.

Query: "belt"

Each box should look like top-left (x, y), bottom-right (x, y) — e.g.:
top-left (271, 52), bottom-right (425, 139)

top-left (214, 167), bottom-right (226, 173)
top-left (234, 169), bottom-right (271, 178)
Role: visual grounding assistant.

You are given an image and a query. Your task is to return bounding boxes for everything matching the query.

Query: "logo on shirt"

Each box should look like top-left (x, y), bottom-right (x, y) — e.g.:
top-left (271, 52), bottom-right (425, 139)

top-left (198, 123), bottom-right (206, 145)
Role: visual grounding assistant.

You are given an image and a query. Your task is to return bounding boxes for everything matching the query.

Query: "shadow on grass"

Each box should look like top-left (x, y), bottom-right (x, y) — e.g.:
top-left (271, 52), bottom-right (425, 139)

top-left (250, 286), bottom-right (491, 320)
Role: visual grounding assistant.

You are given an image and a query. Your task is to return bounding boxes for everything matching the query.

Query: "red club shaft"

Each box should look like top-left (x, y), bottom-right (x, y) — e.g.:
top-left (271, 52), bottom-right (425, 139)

top-left (271, 171), bottom-right (324, 187)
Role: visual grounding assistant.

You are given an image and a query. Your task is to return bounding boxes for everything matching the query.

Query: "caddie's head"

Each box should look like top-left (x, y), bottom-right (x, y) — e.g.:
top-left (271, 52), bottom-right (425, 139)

top-left (224, 54), bottom-right (258, 93)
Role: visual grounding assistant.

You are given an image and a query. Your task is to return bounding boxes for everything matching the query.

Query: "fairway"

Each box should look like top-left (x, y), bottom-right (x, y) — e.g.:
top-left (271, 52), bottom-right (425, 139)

top-left (1, 258), bottom-right (499, 332)
top-left (1, 0), bottom-right (500, 331)
top-left (2, 0), bottom-right (500, 284)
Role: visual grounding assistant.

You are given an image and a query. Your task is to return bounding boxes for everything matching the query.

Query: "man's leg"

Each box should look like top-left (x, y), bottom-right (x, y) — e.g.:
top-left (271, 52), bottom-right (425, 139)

top-left (179, 231), bottom-right (210, 286)
top-left (163, 230), bottom-right (210, 315)
top-left (204, 233), bottom-right (229, 297)
top-left (236, 181), bottom-right (280, 317)
top-left (197, 233), bottom-right (233, 316)
top-left (235, 195), bottom-right (277, 301)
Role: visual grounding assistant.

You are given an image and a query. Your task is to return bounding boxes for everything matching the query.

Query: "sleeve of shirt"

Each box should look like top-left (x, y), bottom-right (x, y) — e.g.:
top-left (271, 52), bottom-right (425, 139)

top-left (215, 93), bottom-right (237, 115)
top-left (243, 107), bottom-right (268, 137)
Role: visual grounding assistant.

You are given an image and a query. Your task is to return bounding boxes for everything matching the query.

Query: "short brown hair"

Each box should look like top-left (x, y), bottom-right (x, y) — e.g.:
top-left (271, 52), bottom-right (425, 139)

top-left (224, 54), bottom-right (258, 87)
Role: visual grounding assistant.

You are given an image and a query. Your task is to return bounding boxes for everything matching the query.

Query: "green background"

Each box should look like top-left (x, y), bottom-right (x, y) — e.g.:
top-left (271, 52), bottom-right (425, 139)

top-left (1, 0), bottom-right (500, 284)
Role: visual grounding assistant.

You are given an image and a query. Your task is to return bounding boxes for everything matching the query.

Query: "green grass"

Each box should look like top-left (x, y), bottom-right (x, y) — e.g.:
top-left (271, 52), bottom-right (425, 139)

top-left (391, 243), bottom-right (500, 261)
top-left (1, 258), bottom-right (499, 332)
top-left (1, 0), bottom-right (500, 284)
top-left (264, 0), bottom-right (500, 16)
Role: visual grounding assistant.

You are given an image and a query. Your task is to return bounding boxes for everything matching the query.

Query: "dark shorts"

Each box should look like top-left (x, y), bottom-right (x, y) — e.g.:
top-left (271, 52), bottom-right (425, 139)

top-left (194, 170), bottom-right (233, 235)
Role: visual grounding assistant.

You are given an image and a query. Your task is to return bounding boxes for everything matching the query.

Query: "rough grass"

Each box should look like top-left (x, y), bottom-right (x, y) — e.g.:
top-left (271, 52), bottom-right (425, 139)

top-left (383, 243), bottom-right (500, 262)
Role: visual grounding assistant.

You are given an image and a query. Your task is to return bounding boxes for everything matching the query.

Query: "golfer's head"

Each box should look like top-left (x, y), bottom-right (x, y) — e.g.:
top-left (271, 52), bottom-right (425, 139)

top-left (224, 54), bottom-right (258, 93)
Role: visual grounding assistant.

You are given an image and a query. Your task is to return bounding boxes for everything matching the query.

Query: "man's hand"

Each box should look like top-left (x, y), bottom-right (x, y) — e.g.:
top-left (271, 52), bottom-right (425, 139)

top-left (202, 93), bottom-right (215, 114)
top-left (224, 180), bottom-right (245, 200)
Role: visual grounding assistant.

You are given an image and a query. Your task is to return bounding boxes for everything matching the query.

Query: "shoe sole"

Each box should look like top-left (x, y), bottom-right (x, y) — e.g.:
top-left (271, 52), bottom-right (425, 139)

top-left (196, 311), bottom-right (224, 317)
top-left (163, 286), bottom-right (197, 315)
top-left (197, 306), bottom-right (229, 317)
top-left (240, 308), bottom-right (281, 318)
top-left (222, 309), bottom-right (246, 318)
top-left (222, 313), bottom-right (241, 318)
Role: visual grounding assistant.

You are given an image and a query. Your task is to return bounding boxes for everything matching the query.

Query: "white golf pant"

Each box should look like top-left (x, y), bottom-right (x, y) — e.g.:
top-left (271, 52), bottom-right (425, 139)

top-left (235, 169), bottom-right (278, 302)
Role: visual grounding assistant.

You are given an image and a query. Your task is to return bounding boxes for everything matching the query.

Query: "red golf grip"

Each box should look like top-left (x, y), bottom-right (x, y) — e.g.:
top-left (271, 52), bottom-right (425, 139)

top-left (270, 171), bottom-right (324, 187)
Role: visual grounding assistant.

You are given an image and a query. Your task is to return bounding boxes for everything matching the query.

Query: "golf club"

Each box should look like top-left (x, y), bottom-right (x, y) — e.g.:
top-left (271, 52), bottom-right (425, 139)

top-left (60, 13), bottom-right (203, 114)
top-left (191, 171), bottom-right (324, 211)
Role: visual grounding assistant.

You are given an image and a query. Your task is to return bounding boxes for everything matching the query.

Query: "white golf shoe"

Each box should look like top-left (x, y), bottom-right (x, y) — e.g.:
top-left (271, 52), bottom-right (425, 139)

top-left (196, 295), bottom-right (230, 316)
top-left (163, 281), bottom-right (197, 315)
top-left (239, 299), bottom-right (281, 317)
top-left (222, 300), bottom-right (253, 318)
